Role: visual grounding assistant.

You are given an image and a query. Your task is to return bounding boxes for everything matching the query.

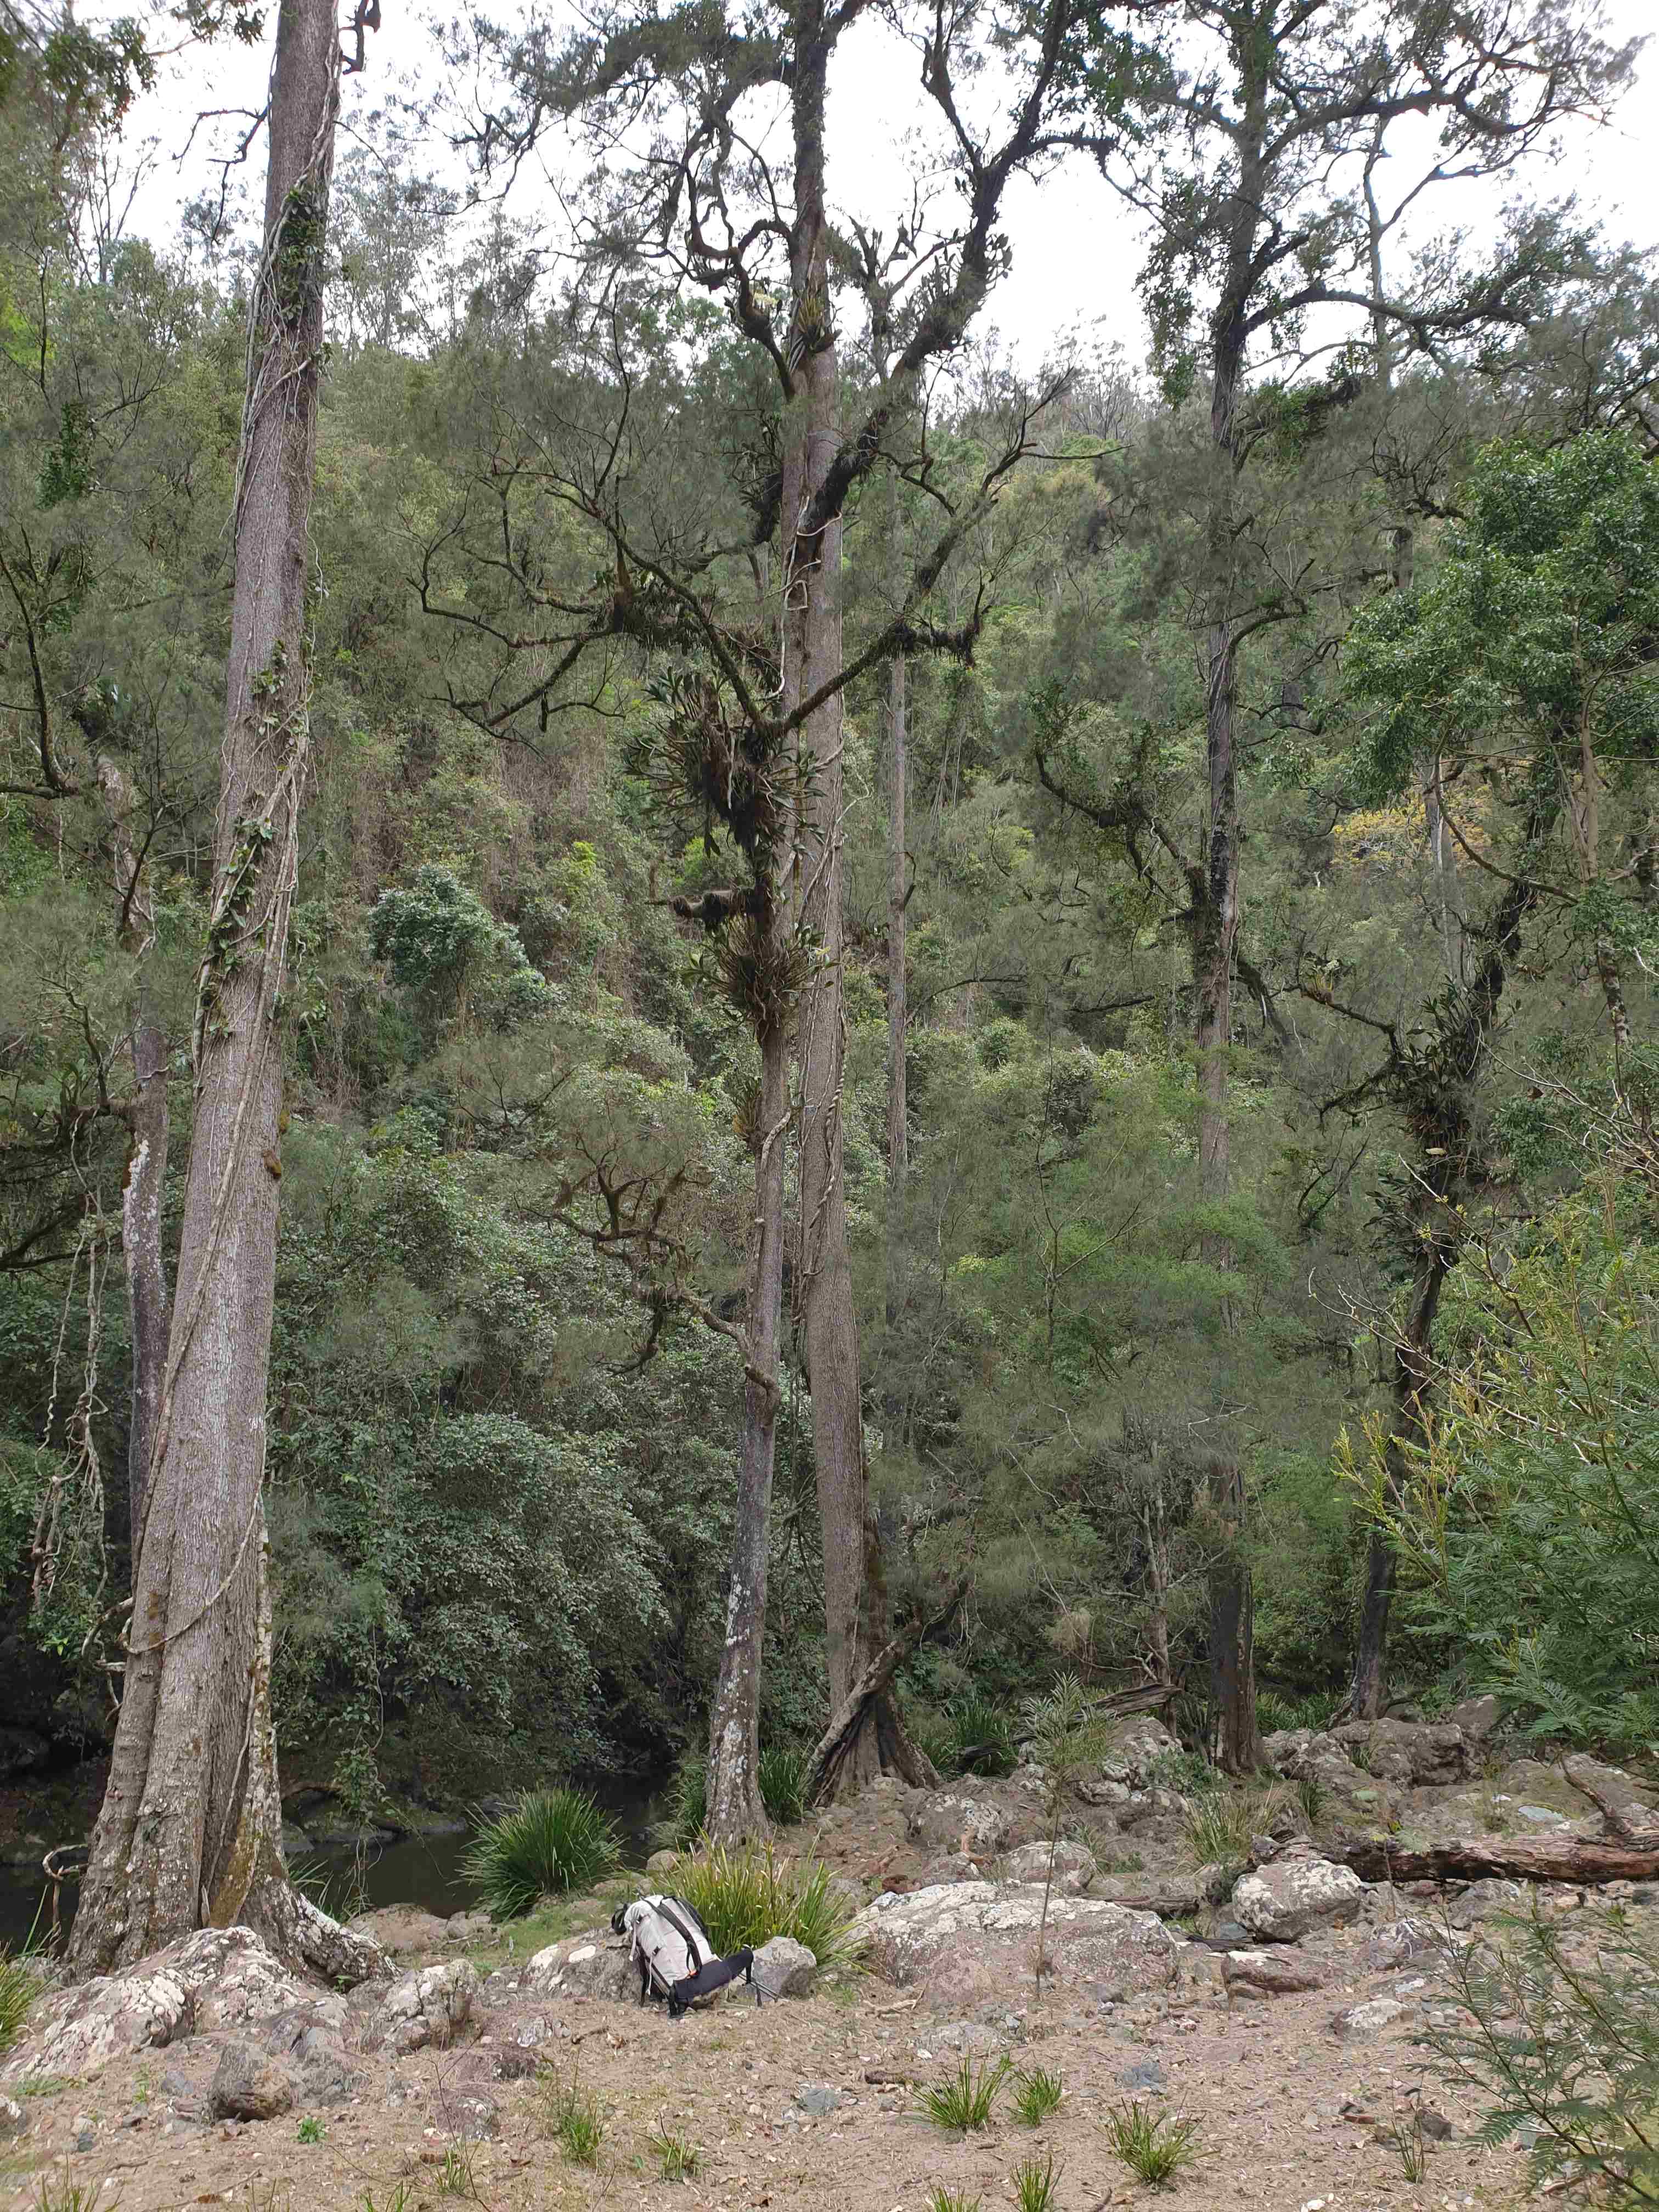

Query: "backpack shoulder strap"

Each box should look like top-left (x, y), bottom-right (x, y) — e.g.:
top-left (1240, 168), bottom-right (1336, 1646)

top-left (654, 1899), bottom-right (704, 1973)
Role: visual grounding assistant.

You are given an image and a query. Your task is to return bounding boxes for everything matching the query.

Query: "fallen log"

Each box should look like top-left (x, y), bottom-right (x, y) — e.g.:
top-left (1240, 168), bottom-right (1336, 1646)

top-left (1339, 1830), bottom-right (1659, 1887)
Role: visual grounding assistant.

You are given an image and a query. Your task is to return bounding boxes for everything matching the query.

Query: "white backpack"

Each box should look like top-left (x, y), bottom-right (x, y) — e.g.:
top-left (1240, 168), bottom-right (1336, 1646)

top-left (610, 1894), bottom-right (755, 2018)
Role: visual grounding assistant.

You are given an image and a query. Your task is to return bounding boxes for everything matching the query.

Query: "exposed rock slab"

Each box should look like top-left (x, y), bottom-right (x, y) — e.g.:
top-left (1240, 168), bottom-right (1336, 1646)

top-left (1003, 1840), bottom-right (1097, 1894)
top-left (1222, 1948), bottom-right (1328, 1998)
top-left (520, 1931), bottom-right (636, 2004)
top-left (1333, 1719), bottom-right (1470, 1787)
top-left (209, 2040), bottom-right (300, 2121)
top-left (359, 1960), bottom-right (479, 2055)
top-left (851, 1881), bottom-right (1178, 2007)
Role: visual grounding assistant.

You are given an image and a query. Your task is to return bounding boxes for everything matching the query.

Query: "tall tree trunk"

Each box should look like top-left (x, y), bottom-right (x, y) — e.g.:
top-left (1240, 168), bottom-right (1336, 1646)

top-left (97, 757), bottom-right (170, 1565)
top-left (1197, 135), bottom-right (1256, 1776)
top-left (884, 642), bottom-right (907, 1361)
top-left (70, 0), bottom-right (341, 1976)
top-left (706, 1012), bottom-right (788, 1843)
top-left (788, 0), bottom-right (877, 1796)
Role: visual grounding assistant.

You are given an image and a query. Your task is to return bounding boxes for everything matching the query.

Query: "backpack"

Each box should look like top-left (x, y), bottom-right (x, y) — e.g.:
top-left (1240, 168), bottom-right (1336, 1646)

top-left (610, 1894), bottom-right (757, 2019)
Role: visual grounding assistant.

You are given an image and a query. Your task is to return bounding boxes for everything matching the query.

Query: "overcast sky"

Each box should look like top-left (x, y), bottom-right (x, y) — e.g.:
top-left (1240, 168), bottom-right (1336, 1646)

top-left (116, 0), bottom-right (1657, 369)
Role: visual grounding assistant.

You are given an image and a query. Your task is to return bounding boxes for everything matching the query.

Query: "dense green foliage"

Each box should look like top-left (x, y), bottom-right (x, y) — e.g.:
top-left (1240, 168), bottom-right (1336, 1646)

top-left (1, 0), bottom-right (1656, 1831)
top-left (671, 1840), bottom-right (859, 1965)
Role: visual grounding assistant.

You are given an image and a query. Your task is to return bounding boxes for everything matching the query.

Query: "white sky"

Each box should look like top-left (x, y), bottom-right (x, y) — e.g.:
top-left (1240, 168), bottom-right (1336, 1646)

top-left (114, 0), bottom-right (1658, 369)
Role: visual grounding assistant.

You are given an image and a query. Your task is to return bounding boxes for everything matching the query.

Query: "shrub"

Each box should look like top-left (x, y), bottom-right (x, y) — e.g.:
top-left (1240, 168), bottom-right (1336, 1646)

top-left (656, 1747), bottom-right (806, 1849)
top-left (915, 2056), bottom-right (1011, 2133)
top-left (1105, 2101), bottom-right (1200, 2185)
top-left (674, 1838), bottom-right (860, 1968)
top-left (1012, 2067), bottom-right (1064, 2125)
top-left (0, 1950), bottom-right (38, 2056)
top-left (462, 1788), bottom-right (620, 1920)
top-left (1436, 1906), bottom-right (1659, 2205)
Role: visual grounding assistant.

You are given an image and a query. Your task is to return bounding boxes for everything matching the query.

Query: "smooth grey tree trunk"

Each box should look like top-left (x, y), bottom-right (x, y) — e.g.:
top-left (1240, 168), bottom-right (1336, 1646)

top-left (70, 0), bottom-right (371, 1976)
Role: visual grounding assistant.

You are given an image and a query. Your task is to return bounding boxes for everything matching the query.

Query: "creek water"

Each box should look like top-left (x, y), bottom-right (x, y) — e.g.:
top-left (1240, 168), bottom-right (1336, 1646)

top-left (0, 1774), bottom-right (670, 1953)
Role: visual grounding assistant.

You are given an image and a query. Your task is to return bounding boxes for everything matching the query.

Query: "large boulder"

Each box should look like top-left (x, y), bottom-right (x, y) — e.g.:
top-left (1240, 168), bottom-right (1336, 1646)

top-left (1333, 1719), bottom-right (1470, 1787)
top-left (1232, 1848), bottom-right (1365, 1942)
top-left (520, 1931), bottom-right (636, 2005)
top-left (6, 1927), bottom-right (314, 2083)
top-left (1221, 1948), bottom-right (1328, 1999)
top-left (1003, 1841), bottom-right (1096, 1895)
top-left (1098, 1717), bottom-right (1180, 1789)
top-left (359, 1960), bottom-right (479, 2055)
top-left (907, 1794), bottom-right (1013, 1858)
top-left (851, 1881), bottom-right (1178, 2007)
top-left (346, 1906), bottom-right (451, 1957)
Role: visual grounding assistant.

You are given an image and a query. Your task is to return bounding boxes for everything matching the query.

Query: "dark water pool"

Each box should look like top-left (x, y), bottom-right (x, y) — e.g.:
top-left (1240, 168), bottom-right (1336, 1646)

top-left (0, 1774), bottom-right (670, 1953)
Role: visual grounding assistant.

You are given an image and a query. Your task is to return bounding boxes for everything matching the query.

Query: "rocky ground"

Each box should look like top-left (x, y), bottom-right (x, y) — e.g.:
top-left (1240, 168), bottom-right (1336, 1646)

top-left (3, 1706), bottom-right (1656, 2212)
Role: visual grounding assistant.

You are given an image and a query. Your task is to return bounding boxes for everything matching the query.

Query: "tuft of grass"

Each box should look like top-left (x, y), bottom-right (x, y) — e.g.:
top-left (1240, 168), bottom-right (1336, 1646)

top-left (0, 1950), bottom-right (40, 2057)
top-left (1182, 1792), bottom-right (1255, 1870)
top-left (1012, 2151), bottom-right (1062, 2212)
top-left (916, 2056), bottom-right (1012, 2134)
top-left (757, 1745), bottom-right (808, 1826)
top-left (925, 2191), bottom-right (983, 2212)
top-left (649, 2121), bottom-right (701, 2181)
top-left (1012, 2066), bottom-right (1065, 2126)
top-left (1296, 1773), bottom-right (1326, 1827)
top-left (1105, 2101), bottom-right (1200, 2186)
top-left (674, 1836), bottom-right (860, 1967)
top-left (295, 2115), bottom-right (324, 2144)
top-left (435, 2141), bottom-right (476, 2197)
top-left (28, 2172), bottom-right (120, 2212)
top-left (462, 1787), bottom-right (620, 1920)
top-left (541, 2066), bottom-right (605, 2167)
top-left (359, 2192), bottom-right (411, 2212)
top-left (1256, 1688), bottom-right (1343, 1735)
top-left (946, 1691), bottom-right (1017, 1778)
top-left (1388, 2103), bottom-right (1427, 2181)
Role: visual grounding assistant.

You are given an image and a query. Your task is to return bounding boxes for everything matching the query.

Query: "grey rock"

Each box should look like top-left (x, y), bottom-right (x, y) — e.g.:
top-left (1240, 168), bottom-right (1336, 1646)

top-left (1097, 1717), bottom-right (1180, 1790)
top-left (1448, 1878), bottom-right (1525, 1928)
top-left (909, 1793), bottom-right (1012, 1857)
top-left (1232, 1849), bottom-right (1365, 1942)
top-left (346, 1906), bottom-right (452, 1955)
top-left (752, 1937), bottom-right (816, 2001)
top-left (934, 2022), bottom-right (1004, 2055)
top-left (1208, 1921), bottom-right (1250, 1949)
top-left (209, 2041), bottom-right (300, 2123)
top-left (1120, 2059), bottom-right (1166, 2092)
top-left (360, 1961), bottom-right (479, 2056)
top-left (1332, 1719), bottom-right (1470, 1787)
top-left (280, 1822), bottom-right (311, 1859)
top-left (851, 1881), bottom-right (1178, 2007)
top-left (445, 1910), bottom-right (493, 1944)
top-left (1078, 1779), bottom-right (1132, 1810)
top-left (1364, 1918), bottom-right (1441, 1972)
top-left (645, 1848), bottom-right (681, 1876)
top-left (1222, 1948), bottom-right (1327, 1998)
top-left (521, 1931), bottom-right (635, 2005)
top-left (1004, 1839), bottom-right (1097, 1894)
top-left (1330, 1996), bottom-right (1407, 2040)
top-left (1446, 1695), bottom-right (1501, 1741)
top-left (0, 2094), bottom-right (24, 2140)
top-left (798, 2083), bottom-right (841, 2118)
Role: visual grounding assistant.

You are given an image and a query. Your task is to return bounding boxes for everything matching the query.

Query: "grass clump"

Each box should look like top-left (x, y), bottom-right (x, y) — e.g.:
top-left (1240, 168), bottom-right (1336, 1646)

top-left (1012, 2066), bottom-right (1064, 2125)
top-left (462, 1787), bottom-right (619, 1920)
top-left (1182, 1792), bottom-right (1256, 1870)
top-left (1105, 2101), bottom-right (1200, 2185)
top-left (946, 1691), bottom-right (1017, 1778)
top-left (1255, 1688), bottom-right (1342, 1734)
top-left (27, 2175), bottom-right (119, 2212)
top-left (916, 2056), bottom-right (1011, 2134)
top-left (541, 2066), bottom-right (605, 2167)
top-left (0, 1950), bottom-right (39, 2057)
top-left (925, 2191), bottom-right (983, 2212)
top-left (757, 1745), bottom-right (808, 1826)
top-left (674, 1837), bottom-right (860, 1967)
top-left (649, 2122), bottom-right (700, 2181)
top-left (1012, 2151), bottom-right (1062, 2211)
